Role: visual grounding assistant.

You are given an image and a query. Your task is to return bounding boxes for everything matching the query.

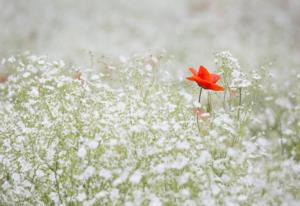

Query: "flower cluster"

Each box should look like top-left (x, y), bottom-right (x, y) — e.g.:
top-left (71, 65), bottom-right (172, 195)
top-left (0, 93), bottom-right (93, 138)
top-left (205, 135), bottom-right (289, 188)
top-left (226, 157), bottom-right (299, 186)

top-left (0, 53), bottom-right (299, 205)
top-left (215, 51), bottom-right (251, 89)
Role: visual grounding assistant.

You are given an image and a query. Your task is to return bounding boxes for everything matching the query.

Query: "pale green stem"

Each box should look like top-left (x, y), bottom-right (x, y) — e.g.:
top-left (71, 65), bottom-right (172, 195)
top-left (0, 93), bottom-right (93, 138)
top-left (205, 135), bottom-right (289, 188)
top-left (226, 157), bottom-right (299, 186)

top-left (196, 88), bottom-right (203, 135)
top-left (237, 88), bottom-right (242, 120)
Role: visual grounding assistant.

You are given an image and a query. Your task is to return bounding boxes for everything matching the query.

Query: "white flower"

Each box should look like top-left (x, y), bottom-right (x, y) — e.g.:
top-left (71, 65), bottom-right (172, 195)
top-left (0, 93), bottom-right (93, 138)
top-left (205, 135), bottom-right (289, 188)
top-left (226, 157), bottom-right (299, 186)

top-left (129, 170), bottom-right (142, 184)
top-left (230, 69), bottom-right (251, 88)
top-left (77, 192), bottom-right (86, 202)
top-left (23, 72), bottom-right (31, 78)
top-left (77, 146), bottom-right (87, 158)
top-left (149, 196), bottom-right (162, 206)
top-left (99, 169), bottom-right (112, 180)
top-left (110, 189), bottom-right (119, 200)
top-left (86, 140), bottom-right (99, 149)
top-left (12, 173), bottom-right (21, 183)
top-left (29, 87), bottom-right (39, 97)
top-left (79, 166), bottom-right (96, 180)
top-left (36, 170), bottom-right (45, 177)
top-left (176, 141), bottom-right (190, 150)
top-left (214, 51), bottom-right (240, 71)
top-left (8, 56), bottom-right (16, 63)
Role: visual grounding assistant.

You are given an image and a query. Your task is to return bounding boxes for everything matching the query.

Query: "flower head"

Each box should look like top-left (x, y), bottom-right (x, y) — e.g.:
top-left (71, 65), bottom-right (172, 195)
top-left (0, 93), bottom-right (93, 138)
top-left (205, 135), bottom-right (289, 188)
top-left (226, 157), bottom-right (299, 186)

top-left (186, 66), bottom-right (224, 91)
top-left (0, 74), bottom-right (8, 83)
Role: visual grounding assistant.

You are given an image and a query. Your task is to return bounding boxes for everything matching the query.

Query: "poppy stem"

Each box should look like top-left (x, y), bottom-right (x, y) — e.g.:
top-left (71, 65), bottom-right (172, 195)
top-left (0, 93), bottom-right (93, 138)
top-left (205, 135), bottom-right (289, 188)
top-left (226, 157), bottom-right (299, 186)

top-left (196, 88), bottom-right (203, 135)
top-left (198, 88), bottom-right (203, 103)
top-left (237, 88), bottom-right (242, 120)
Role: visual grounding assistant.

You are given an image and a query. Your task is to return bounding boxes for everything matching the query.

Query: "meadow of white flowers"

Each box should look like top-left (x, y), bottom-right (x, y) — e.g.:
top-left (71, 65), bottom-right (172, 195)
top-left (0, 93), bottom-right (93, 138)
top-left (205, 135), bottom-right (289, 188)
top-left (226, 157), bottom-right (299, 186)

top-left (0, 51), bottom-right (299, 205)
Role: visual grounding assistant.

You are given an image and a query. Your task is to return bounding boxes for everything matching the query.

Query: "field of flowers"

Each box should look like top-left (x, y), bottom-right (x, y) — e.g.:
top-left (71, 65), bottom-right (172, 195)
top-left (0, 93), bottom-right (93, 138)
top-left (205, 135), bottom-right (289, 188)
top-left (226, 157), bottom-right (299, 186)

top-left (0, 51), bottom-right (299, 205)
top-left (1, 0), bottom-right (300, 205)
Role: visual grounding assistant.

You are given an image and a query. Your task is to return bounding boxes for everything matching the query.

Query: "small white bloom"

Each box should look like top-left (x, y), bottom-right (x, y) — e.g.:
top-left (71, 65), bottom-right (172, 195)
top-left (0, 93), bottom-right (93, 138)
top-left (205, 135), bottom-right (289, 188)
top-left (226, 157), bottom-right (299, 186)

top-left (99, 169), bottom-right (112, 180)
top-left (110, 189), bottom-right (119, 200)
top-left (2, 181), bottom-right (11, 190)
top-left (153, 164), bottom-right (165, 174)
top-left (12, 173), bottom-right (21, 183)
top-left (8, 56), bottom-right (16, 63)
top-left (176, 141), bottom-right (190, 150)
top-left (129, 170), bottom-right (142, 184)
top-left (211, 184), bottom-right (220, 195)
top-left (86, 140), bottom-right (99, 149)
top-left (49, 192), bottom-right (60, 203)
top-left (23, 72), bottom-right (31, 78)
top-left (77, 192), bottom-right (86, 202)
top-left (230, 69), bottom-right (251, 88)
top-left (197, 150), bottom-right (211, 165)
top-left (77, 146), bottom-right (87, 158)
top-left (149, 196), bottom-right (162, 206)
top-left (36, 169), bottom-right (45, 177)
top-left (112, 171), bottom-right (129, 186)
top-left (29, 87), bottom-right (39, 97)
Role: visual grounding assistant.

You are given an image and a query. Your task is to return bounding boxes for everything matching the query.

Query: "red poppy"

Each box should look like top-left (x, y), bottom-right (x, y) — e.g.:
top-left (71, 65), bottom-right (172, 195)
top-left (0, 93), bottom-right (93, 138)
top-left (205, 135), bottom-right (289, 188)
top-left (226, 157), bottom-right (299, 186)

top-left (192, 107), bottom-right (210, 121)
top-left (186, 66), bottom-right (224, 91)
top-left (74, 70), bottom-right (84, 84)
top-left (0, 74), bottom-right (8, 84)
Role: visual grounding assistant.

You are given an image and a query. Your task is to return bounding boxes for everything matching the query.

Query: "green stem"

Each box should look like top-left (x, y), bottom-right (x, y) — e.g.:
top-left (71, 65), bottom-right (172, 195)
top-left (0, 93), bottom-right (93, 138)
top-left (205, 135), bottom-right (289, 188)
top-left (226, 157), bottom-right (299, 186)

top-left (222, 74), bottom-right (227, 110)
top-left (196, 88), bottom-right (203, 135)
top-left (237, 88), bottom-right (242, 120)
top-left (207, 92), bottom-right (212, 113)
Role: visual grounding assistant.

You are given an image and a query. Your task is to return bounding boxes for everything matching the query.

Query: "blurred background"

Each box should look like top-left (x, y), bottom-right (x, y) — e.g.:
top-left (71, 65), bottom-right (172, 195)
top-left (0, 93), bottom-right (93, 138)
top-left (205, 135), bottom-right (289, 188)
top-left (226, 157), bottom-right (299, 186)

top-left (1, 0), bottom-right (300, 75)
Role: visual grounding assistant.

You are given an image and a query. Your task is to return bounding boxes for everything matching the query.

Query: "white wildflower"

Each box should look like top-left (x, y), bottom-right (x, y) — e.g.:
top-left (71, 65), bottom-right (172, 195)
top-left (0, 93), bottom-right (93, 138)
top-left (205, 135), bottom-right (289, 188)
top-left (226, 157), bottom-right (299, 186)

top-left (36, 170), bottom-right (45, 178)
top-left (214, 51), bottom-right (240, 71)
top-left (12, 173), bottom-right (21, 183)
top-left (29, 87), bottom-right (39, 97)
top-left (112, 171), bottom-right (129, 186)
top-left (129, 170), bottom-right (143, 184)
top-left (230, 69), bottom-right (251, 88)
top-left (149, 196), bottom-right (162, 206)
top-left (7, 56), bottom-right (16, 63)
top-left (176, 141), bottom-right (190, 150)
top-left (86, 140), bottom-right (99, 149)
top-left (23, 72), bottom-right (31, 78)
top-left (77, 146), bottom-right (87, 158)
top-left (79, 166), bottom-right (96, 180)
top-left (110, 189), bottom-right (119, 200)
top-left (99, 169), bottom-right (112, 180)
top-left (77, 192), bottom-right (86, 202)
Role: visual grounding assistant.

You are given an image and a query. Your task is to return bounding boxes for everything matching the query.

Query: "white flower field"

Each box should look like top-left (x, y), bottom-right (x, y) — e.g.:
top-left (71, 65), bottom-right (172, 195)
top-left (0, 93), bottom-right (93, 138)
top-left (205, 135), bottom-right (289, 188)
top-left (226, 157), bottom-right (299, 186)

top-left (0, 0), bottom-right (300, 205)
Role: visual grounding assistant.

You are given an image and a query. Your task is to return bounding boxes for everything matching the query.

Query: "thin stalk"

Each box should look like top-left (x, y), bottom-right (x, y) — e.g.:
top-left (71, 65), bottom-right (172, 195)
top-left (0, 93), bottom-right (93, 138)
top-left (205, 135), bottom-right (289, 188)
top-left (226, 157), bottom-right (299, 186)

top-left (196, 88), bottom-right (203, 135)
top-left (222, 74), bottom-right (227, 110)
top-left (280, 135), bottom-right (284, 155)
top-left (237, 88), bottom-right (242, 120)
top-left (207, 92), bottom-right (212, 113)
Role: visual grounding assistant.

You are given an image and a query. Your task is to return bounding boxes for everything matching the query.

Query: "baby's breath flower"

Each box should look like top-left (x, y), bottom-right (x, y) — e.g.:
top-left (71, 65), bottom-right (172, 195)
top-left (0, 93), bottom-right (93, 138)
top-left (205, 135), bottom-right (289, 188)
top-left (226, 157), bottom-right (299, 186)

top-left (0, 53), bottom-right (299, 205)
top-left (214, 51), bottom-right (240, 72)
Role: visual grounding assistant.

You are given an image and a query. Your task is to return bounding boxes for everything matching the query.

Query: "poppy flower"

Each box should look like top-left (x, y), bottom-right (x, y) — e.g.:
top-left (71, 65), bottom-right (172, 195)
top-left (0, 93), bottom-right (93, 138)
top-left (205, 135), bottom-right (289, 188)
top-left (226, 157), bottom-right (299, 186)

top-left (186, 66), bottom-right (224, 91)
top-left (74, 70), bottom-right (84, 84)
top-left (192, 107), bottom-right (210, 121)
top-left (0, 74), bottom-right (8, 84)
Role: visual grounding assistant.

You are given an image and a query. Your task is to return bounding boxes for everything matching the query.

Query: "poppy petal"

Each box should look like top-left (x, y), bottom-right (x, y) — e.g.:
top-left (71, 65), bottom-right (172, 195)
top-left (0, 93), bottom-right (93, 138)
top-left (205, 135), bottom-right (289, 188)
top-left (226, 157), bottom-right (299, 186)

top-left (198, 66), bottom-right (211, 81)
top-left (188, 67), bottom-right (198, 76)
top-left (209, 84), bottom-right (224, 91)
top-left (210, 74), bottom-right (221, 83)
top-left (186, 76), bottom-right (198, 82)
top-left (193, 76), bottom-right (212, 89)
